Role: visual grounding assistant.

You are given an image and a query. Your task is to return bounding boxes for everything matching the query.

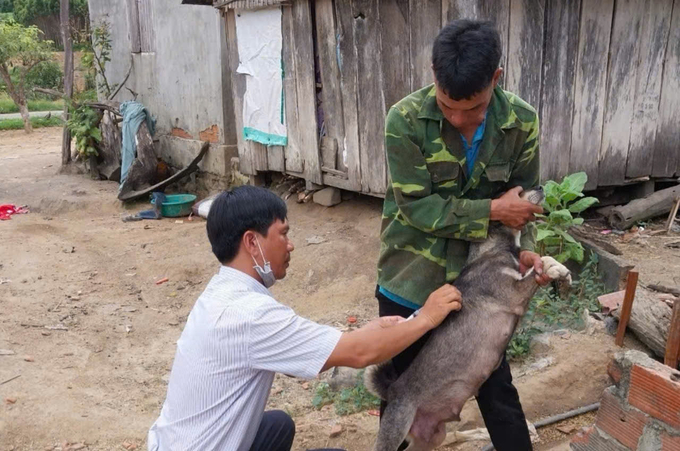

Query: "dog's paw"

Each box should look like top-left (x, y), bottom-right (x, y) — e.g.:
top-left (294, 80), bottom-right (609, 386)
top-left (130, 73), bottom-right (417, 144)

top-left (541, 256), bottom-right (572, 285)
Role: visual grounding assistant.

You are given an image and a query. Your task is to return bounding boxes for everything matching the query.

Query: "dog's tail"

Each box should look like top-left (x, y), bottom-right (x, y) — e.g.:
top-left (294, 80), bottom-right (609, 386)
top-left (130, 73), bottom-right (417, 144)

top-left (364, 361), bottom-right (398, 400)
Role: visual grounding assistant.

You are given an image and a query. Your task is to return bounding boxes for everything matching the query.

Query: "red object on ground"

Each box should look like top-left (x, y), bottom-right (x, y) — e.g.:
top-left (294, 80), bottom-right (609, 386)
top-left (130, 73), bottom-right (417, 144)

top-left (347, 316), bottom-right (357, 324)
top-left (155, 277), bottom-right (169, 285)
top-left (0, 204), bottom-right (29, 220)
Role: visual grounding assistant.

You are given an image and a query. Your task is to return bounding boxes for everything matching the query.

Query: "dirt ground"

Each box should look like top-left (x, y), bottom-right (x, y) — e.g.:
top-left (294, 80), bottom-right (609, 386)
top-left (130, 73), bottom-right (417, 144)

top-left (1, 128), bottom-right (677, 451)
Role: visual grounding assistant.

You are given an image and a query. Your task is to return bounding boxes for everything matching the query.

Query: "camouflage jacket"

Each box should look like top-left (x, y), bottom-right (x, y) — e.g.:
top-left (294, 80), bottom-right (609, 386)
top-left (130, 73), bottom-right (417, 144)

top-left (377, 84), bottom-right (540, 307)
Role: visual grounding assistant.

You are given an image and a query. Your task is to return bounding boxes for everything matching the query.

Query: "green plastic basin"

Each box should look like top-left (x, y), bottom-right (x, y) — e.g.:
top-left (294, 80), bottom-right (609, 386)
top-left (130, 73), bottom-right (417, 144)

top-left (151, 194), bottom-right (197, 217)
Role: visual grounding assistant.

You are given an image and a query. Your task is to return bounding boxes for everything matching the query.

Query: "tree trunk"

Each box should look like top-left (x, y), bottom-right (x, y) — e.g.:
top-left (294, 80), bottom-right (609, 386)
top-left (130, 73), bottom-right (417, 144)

top-left (60, 0), bottom-right (74, 165)
top-left (613, 287), bottom-right (674, 358)
top-left (0, 65), bottom-right (32, 133)
top-left (18, 101), bottom-right (33, 134)
top-left (609, 185), bottom-right (680, 230)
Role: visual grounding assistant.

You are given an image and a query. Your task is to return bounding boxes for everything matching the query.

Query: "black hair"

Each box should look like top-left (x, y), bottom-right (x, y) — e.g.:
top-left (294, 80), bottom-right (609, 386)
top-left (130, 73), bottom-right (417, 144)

top-left (206, 185), bottom-right (287, 263)
top-left (432, 19), bottom-right (502, 100)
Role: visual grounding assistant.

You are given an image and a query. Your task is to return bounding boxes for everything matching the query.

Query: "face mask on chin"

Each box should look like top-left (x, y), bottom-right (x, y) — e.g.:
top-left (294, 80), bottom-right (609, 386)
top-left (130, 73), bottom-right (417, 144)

top-left (250, 237), bottom-right (276, 289)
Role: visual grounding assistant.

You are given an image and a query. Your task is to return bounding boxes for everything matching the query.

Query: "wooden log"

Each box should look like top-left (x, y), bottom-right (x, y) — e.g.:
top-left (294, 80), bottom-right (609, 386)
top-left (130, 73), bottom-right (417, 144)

top-left (616, 270), bottom-right (639, 346)
top-left (653, 0), bottom-right (680, 178)
top-left (613, 287), bottom-right (675, 358)
top-left (569, 0), bottom-right (613, 190)
top-left (625, 0), bottom-right (673, 178)
top-left (665, 299), bottom-right (680, 369)
top-left (609, 185), bottom-right (680, 230)
top-left (667, 197), bottom-right (680, 233)
top-left (118, 142), bottom-right (209, 202)
top-left (353, 0), bottom-right (387, 194)
top-left (117, 121), bottom-right (157, 197)
top-left (539, 0), bottom-right (580, 183)
top-left (598, 0), bottom-right (645, 186)
top-left (648, 284), bottom-right (680, 298)
top-left (97, 112), bottom-right (122, 181)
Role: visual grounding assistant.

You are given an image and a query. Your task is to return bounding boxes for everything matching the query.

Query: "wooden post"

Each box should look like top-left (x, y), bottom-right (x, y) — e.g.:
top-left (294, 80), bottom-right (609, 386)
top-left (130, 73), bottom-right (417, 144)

top-left (665, 299), bottom-right (680, 369)
top-left (60, 0), bottom-right (73, 166)
top-left (616, 270), bottom-right (639, 346)
top-left (666, 197), bottom-right (680, 233)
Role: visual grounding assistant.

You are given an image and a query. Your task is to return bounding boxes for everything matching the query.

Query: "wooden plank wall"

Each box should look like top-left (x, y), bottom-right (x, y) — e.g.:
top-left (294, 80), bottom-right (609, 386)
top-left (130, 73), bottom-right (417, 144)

top-left (569, 0), bottom-right (614, 190)
top-left (225, 0), bottom-right (680, 194)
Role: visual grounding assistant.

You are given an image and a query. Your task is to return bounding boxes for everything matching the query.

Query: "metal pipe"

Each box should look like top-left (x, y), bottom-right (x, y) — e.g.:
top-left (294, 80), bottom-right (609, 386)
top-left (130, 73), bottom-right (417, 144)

top-left (480, 402), bottom-right (600, 451)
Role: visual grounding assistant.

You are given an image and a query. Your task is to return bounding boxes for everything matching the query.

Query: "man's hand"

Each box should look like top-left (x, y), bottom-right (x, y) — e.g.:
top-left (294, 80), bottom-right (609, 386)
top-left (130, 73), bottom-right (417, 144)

top-left (362, 316), bottom-right (405, 331)
top-left (490, 186), bottom-right (543, 230)
top-left (519, 251), bottom-right (551, 286)
top-left (419, 284), bottom-right (462, 329)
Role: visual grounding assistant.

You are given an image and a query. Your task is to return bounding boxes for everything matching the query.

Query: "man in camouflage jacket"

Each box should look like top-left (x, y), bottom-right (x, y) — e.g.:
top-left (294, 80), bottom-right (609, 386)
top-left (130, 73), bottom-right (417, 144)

top-left (376, 20), bottom-right (549, 451)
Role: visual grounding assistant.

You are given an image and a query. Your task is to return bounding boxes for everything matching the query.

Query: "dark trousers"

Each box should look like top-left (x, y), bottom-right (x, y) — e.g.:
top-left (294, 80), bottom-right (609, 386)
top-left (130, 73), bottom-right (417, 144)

top-left (377, 291), bottom-right (533, 451)
top-left (249, 410), bottom-right (345, 451)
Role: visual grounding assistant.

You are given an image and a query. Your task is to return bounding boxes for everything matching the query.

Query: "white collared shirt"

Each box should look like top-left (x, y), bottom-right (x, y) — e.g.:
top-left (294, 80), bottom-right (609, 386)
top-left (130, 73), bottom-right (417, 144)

top-left (148, 266), bottom-right (342, 451)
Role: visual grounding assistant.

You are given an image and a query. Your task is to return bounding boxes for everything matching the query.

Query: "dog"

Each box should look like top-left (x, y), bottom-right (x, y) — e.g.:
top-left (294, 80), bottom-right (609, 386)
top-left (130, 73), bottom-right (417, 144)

top-left (365, 187), bottom-right (572, 451)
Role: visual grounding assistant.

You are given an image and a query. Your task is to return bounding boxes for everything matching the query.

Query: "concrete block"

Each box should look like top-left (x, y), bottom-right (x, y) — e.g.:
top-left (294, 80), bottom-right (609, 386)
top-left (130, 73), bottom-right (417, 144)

top-left (313, 187), bottom-right (342, 207)
top-left (628, 364), bottom-right (680, 429)
top-left (595, 389), bottom-right (649, 450)
top-left (608, 359), bottom-right (624, 385)
top-left (570, 426), bottom-right (631, 451)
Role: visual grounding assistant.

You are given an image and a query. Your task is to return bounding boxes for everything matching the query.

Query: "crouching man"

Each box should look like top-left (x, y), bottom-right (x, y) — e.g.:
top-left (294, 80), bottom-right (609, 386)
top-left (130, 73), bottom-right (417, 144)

top-left (147, 185), bottom-right (462, 451)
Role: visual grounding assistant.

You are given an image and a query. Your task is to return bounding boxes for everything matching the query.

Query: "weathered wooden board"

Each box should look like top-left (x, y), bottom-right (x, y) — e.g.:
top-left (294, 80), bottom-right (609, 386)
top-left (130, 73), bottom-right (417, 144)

top-left (380, 0), bottom-right (411, 110)
top-left (441, 0), bottom-right (510, 84)
top-left (290, 0), bottom-right (322, 183)
top-left (334, 0), bottom-right (362, 191)
top-left (598, 0), bottom-right (645, 186)
top-left (126, 0), bottom-right (141, 53)
top-left (353, 0), bottom-right (387, 194)
top-left (506, 0), bottom-right (545, 110)
top-left (315, 0), bottom-right (347, 172)
top-left (540, 0), bottom-right (580, 183)
top-left (267, 146), bottom-right (285, 172)
top-left (409, 0), bottom-right (440, 90)
top-left (569, 0), bottom-right (614, 190)
top-left (626, 0), bottom-right (673, 178)
top-left (224, 10), bottom-right (254, 175)
top-left (653, 0), bottom-right (680, 178)
top-left (281, 4), bottom-right (305, 174)
top-left (138, 0), bottom-right (155, 52)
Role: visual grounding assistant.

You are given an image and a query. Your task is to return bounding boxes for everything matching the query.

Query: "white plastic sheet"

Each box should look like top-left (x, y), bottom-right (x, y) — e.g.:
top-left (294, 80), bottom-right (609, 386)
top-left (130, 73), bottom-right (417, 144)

top-left (235, 7), bottom-right (287, 146)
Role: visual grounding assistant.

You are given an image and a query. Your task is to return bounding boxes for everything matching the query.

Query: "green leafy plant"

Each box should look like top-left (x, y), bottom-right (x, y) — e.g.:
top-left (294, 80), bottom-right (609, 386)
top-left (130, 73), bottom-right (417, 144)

top-left (66, 103), bottom-right (101, 157)
top-left (536, 172), bottom-right (599, 263)
top-left (312, 370), bottom-right (381, 416)
top-left (88, 21), bottom-right (117, 97)
top-left (0, 19), bottom-right (54, 132)
top-left (507, 253), bottom-right (606, 360)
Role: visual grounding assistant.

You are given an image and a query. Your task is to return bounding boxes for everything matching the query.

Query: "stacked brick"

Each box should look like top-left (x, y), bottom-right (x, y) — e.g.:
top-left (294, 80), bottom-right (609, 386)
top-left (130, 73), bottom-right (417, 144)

top-left (571, 350), bottom-right (680, 450)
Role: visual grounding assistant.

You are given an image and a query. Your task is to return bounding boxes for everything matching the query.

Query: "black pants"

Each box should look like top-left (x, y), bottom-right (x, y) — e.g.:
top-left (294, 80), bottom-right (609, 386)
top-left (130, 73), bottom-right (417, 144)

top-left (249, 410), bottom-right (345, 451)
top-left (377, 291), bottom-right (532, 451)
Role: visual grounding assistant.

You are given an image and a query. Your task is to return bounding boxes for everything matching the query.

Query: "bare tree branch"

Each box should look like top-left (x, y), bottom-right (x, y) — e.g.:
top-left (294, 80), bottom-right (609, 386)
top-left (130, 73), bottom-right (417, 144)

top-left (33, 87), bottom-right (65, 98)
top-left (108, 59), bottom-right (133, 101)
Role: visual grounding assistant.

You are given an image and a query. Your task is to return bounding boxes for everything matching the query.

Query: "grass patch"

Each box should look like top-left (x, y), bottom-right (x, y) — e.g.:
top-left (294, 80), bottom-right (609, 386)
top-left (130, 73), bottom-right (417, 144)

top-left (0, 95), bottom-right (64, 114)
top-left (0, 116), bottom-right (64, 130)
top-left (312, 369), bottom-right (380, 416)
top-left (507, 253), bottom-right (606, 360)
